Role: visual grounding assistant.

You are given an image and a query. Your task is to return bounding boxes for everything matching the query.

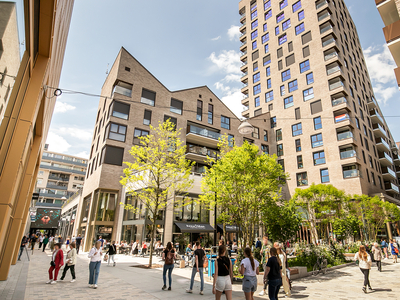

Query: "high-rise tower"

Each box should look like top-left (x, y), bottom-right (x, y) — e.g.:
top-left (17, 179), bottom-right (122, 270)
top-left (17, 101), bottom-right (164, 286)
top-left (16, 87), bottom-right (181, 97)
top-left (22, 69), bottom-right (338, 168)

top-left (238, 0), bottom-right (400, 210)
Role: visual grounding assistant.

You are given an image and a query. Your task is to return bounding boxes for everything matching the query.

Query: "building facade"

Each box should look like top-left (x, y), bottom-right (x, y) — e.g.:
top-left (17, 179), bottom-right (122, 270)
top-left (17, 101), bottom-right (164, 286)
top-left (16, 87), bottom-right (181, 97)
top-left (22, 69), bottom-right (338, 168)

top-left (0, 0), bottom-right (74, 281)
top-left (238, 0), bottom-right (400, 235)
top-left (77, 47), bottom-right (270, 251)
top-left (34, 147), bottom-right (87, 205)
top-left (58, 190), bottom-right (82, 242)
top-left (375, 0), bottom-right (400, 87)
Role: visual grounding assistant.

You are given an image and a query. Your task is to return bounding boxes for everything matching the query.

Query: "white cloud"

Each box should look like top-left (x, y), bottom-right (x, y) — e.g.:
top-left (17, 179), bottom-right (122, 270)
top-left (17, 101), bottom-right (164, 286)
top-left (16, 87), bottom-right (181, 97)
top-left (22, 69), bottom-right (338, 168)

top-left (54, 101), bottom-right (76, 113)
top-left (371, 84), bottom-right (398, 105)
top-left (208, 50), bottom-right (241, 74)
top-left (220, 88), bottom-right (244, 118)
top-left (57, 127), bottom-right (93, 141)
top-left (227, 25), bottom-right (240, 41)
top-left (45, 132), bottom-right (71, 153)
top-left (211, 36), bottom-right (221, 41)
top-left (74, 151), bottom-right (89, 159)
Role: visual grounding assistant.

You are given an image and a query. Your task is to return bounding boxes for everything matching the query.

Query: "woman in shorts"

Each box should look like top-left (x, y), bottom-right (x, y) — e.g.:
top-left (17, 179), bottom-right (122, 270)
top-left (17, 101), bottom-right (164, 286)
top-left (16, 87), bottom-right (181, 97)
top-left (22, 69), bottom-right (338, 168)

top-left (240, 247), bottom-right (259, 300)
top-left (213, 245), bottom-right (233, 300)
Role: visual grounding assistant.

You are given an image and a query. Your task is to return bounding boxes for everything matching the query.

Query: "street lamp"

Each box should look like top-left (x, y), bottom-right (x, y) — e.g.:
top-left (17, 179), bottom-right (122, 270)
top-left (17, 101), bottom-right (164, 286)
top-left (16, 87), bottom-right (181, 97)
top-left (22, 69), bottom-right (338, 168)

top-left (238, 120), bottom-right (254, 135)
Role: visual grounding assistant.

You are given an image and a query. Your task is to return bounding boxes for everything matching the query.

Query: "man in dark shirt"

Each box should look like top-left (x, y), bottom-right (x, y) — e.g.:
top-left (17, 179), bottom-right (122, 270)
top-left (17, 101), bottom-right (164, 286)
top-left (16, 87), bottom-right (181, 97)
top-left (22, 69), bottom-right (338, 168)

top-left (75, 234), bottom-right (82, 254)
top-left (18, 236), bottom-right (27, 261)
top-left (186, 241), bottom-right (206, 295)
top-left (263, 247), bottom-right (282, 300)
top-left (30, 234), bottom-right (37, 254)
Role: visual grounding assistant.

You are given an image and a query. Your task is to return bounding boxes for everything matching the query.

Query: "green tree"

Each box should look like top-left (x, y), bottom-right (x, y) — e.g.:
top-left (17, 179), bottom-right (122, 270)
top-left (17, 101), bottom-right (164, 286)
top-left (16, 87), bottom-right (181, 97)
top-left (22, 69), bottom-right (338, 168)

top-left (120, 120), bottom-right (193, 267)
top-left (331, 215), bottom-right (361, 241)
top-left (292, 184), bottom-right (348, 244)
top-left (262, 200), bottom-right (302, 243)
top-left (201, 138), bottom-right (287, 247)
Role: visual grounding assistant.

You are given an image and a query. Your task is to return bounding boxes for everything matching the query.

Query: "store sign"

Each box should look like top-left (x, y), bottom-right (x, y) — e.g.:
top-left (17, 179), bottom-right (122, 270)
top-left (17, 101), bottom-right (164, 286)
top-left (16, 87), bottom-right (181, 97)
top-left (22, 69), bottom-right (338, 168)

top-left (99, 227), bottom-right (112, 234)
top-left (30, 211), bottom-right (36, 222)
top-left (185, 224), bottom-right (207, 230)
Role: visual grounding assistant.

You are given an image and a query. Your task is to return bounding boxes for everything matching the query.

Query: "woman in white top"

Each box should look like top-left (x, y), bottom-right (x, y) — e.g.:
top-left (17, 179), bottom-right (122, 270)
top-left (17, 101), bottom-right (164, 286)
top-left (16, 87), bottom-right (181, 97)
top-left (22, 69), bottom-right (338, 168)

top-left (88, 241), bottom-right (102, 289)
top-left (277, 244), bottom-right (291, 297)
top-left (239, 247), bottom-right (259, 300)
top-left (354, 245), bottom-right (372, 293)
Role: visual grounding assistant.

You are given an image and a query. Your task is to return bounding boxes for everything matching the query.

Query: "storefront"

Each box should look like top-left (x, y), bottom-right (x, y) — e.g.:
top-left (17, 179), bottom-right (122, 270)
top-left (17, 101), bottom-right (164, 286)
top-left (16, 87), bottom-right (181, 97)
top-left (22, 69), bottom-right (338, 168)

top-left (173, 222), bottom-right (215, 253)
top-left (217, 224), bottom-right (239, 243)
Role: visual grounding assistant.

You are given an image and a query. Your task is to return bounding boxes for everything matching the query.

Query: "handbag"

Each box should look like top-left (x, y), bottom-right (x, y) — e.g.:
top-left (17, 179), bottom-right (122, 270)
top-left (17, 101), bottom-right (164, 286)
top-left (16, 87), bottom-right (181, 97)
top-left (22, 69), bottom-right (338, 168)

top-left (104, 254), bottom-right (109, 261)
top-left (203, 256), bottom-right (209, 268)
top-left (355, 259), bottom-right (359, 265)
top-left (50, 261), bottom-right (56, 267)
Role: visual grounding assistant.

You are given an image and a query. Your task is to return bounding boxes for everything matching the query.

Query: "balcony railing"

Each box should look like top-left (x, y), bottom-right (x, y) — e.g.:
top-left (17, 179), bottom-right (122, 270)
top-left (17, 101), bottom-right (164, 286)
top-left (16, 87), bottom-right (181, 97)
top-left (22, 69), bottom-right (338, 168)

top-left (372, 123), bottom-right (387, 136)
top-left (325, 51), bottom-right (338, 61)
top-left (241, 50), bottom-right (247, 57)
top-left (240, 31), bottom-right (246, 37)
top-left (340, 149), bottom-right (357, 159)
top-left (241, 71), bottom-right (248, 78)
top-left (370, 109), bottom-right (384, 124)
top-left (343, 169), bottom-right (360, 179)
top-left (332, 97), bottom-right (347, 106)
top-left (187, 124), bottom-right (221, 140)
top-left (337, 131), bottom-right (354, 141)
top-left (385, 182), bottom-right (400, 193)
top-left (383, 167), bottom-right (397, 178)
top-left (241, 40), bottom-right (247, 46)
top-left (379, 152), bottom-right (393, 164)
top-left (320, 24), bottom-right (333, 34)
top-left (330, 80), bottom-right (344, 91)
top-left (322, 38), bottom-right (335, 47)
top-left (376, 137), bottom-right (390, 150)
top-left (316, 0), bottom-right (328, 10)
top-left (187, 145), bottom-right (218, 159)
top-left (48, 174), bottom-right (70, 182)
top-left (318, 11), bottom-right (330, 22)
top-left (327, 65), bottom-right (341, 76)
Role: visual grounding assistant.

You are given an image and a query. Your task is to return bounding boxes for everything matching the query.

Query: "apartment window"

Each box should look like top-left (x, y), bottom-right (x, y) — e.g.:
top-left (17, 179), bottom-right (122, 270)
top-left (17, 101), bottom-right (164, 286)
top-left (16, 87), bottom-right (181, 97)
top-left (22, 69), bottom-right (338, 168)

top-left (252, 127), bottom-right (260, 139)
top-left (101, 145), bottom-right (124, 166)
top-left (253, 62), bottom-right (258, 71)
top-left (263, 130), bottom-right (268, 142)
top-left (378, 176), bottom-right (383, 189)
top-left (275, 26), bottom-right (280, 36)
top-left (208, 104), bottom-right (213, 124)
top-left (255, 96), bottom-right (260, 107)
top-left (306, 72), bottom-right (314, 84)
top-left (265, 90), bottom-right (274, 102)
top-left (314, 116), bottom-right (322, 130)
top-left (303, 87), bottom-right (314, 101)
top-left (264, 0), bottom-right (271, 10)
top-left (221, 116), bottom-right (230, 130)
top-left (282, 19), bottom-right (291, 31)
top-left (266, 66), bottom-right (271, 76)
top-left (276, 129), bottom-right (283, 141)
top-left (251, 19), bottom-right (258, 30)
top-left (295, 139), bottom-right (302, 152)
top-left (141, 88), bottom-right (156, 106)
top-left (267, 78), bottom-right (272, 89)
top-left (113, 81), bottom-right (132, 97)
top-left (270, 116), bottom-right (277, 128)
top-left (278, 60), bottom-right (283, 71)
top-left (143, 110), bottom-right (152, 125)
top-left (106, 123), bottom-right (127, 142)
top-left (364, 138), bottom-right (369, 151)
top-left (297, 172), bottom-right (308, 186)
top-left (228, 135), bottom-right (234, 147)
top-left (292, 123), bottom-right (302, 136)
top-left (262, 33), bottom-right (270, 44)
top-left (254, 84), bottom-right (261, 95)
top-left (170, 99), bottom-right (183, 115)
top-left (268, 103), bottom-right (273, 111)
top-left (280, 85), bottom-right (285, 96)
top-left (133, 128), bottom-right (149, 145)
top-left (362, 150), bottom-right (366, 164)
top-left (298, 10), bottom-right (305, 21)
top-left (280, 0), bottom-right (288, 10)
top-left (311, 133), bottom-right (323, 148)
top-left (277, 12), bottom-right (285, 23)
top-left (164, 115), bottom-right (177, 128)
top-left (371, 172), bottom-right (376, 185)
top-left (363, 125), bottom-right (367, 136)
top-left (303, 46), bottom-right (310, 57)
top-left (252, 50), bottom-right (259, 61)
top-left (313, 151), bottom-right (326, 165)
top-left (355, 117), bottom-right (360, 129)
top-left (288, 80), bottom-right (298, 92)
top-left (301, 31), bottom-right (312, 44)
top-left (293, 0), bottom-right (302, 12)
top-left (197, 100), bottom-right (203, 121)
top-left (251, 29), bottom-right (258, 40)
top-left (261, 145), bottom-right (269, 154)
top-left (295, 23), bottom-right (305, 35)
top-left (288, 41), bottom-right (294, 52)
top-left (254, 109), bottom-right (262, 116)
top-left (278, 159), bottom-right (285, 171)
top-left (263, 54), bottom-right (271, 66)
top-left (284, 96), bottom-right (294, 109)
top-left (277, 144), bottom-right (284, 156)
top-left (251, 9), bottom-right (257, 20)
top-left (286, 54), bottom-right (295, 66)
top-left (265, 10), bottom-right (272, 20)
top-left (264, 44), bottom-right (269, 54)
top-left (263, 23), bottom-right (268, 32)
top-left (282, 69), bottom-right (291, 82)
top-left (279, 34), bottom-right (287, 45)
top-left (252, 40), bottom-right (257, 50)
top-left (109, 101), bottom-right (130, 120)
top-left (300, 60), bottom-right (310, 73)
top-left (295, 107), bottom-right (301, 120)
top-left (297, 155), bottom-right (303, 168)
top-left (320, 169), bottom-right (330, 183)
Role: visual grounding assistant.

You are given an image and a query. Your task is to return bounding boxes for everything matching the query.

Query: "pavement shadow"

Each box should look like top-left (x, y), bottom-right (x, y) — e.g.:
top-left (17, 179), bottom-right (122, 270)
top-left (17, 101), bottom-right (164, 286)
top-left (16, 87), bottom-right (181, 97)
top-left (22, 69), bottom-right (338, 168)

top-left (369, 288), bottom-right (393, 293)
top-left (295, 269), bottom-right (352, 284)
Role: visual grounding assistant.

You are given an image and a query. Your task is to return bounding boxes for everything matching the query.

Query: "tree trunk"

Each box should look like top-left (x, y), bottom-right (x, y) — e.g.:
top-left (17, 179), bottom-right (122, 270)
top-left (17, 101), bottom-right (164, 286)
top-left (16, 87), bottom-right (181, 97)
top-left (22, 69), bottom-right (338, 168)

top-left (149, 218), bottom-right (156, 267)
top-left (307, 200), bottom-right (319, 244)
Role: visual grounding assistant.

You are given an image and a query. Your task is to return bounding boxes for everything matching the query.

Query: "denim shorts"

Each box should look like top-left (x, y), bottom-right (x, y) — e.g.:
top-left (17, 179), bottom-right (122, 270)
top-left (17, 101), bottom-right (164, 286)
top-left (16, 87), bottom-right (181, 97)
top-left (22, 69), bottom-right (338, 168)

top-left (242, 275), bottom-right (257, 293)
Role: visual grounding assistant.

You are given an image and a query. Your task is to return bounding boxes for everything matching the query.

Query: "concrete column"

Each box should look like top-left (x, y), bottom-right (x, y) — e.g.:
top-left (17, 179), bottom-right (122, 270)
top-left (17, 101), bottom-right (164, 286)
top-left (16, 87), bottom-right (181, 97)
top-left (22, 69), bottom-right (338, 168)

top-left (163, 194), bottom-right (175, 244)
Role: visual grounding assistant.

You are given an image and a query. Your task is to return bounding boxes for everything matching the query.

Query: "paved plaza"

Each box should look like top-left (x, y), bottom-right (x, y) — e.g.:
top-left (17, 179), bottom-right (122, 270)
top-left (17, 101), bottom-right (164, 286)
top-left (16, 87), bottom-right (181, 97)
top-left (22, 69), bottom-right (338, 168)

top-left (1, 247), bottom-right (400, 300)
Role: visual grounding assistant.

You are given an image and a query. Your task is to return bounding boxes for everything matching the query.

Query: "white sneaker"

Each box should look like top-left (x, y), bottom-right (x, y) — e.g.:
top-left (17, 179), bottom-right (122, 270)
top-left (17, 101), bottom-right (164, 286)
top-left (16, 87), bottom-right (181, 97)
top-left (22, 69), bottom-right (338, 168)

top-left (89, 284), bottom-right (93, 288)
top-left (46, 280), bottom-right (52, 284)
top-left (50, 281), bottom-right (57, 284)
top-left (70, 279), bottom-right (76, 283)
top-left (200, 291), bottom-right (204, 295)
top-left (259, 290), bottom-right (266, 296)
top-left (186, 289), bottom-right (193, 293)
top-left (93, 284), bottom-right (98, 289)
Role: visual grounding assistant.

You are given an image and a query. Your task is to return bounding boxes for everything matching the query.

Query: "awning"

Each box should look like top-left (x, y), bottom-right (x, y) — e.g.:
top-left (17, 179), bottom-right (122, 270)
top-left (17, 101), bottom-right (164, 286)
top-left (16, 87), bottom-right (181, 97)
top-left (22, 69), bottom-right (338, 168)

top-left (217, 224), bottom-right (239, 232)
top-left (175, 222), bottom-right (215, 233)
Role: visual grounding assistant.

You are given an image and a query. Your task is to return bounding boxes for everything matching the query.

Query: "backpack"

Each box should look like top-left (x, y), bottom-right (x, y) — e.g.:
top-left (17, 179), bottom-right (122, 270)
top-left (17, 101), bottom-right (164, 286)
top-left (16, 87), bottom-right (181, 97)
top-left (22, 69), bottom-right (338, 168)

top-left (165, 250), bottom-right (174, 265)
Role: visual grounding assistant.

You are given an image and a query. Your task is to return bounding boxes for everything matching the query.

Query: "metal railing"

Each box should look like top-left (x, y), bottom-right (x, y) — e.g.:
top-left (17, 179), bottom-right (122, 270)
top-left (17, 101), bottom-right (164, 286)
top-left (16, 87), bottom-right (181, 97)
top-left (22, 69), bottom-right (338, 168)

top-left (187, 124), bottom-right (221, 140)
top-left (327, 65), bottom-right (341, 76)
top-left (187, 145), bottom-right (218, 158)
top-left (332, 97), bottom-right (347, 106)
top-left (322, 38), bottom-right (335, 47)
top-left (316, 0), bottom-right (328, 10)
top-left (340, 149), bottom-right (356, 159)
top-left (325, 51), bottom-right (338, 61)
top-left (320, 24), bottom-right (333, 34)
top-left (330, 80), bottom-right (344, 91)
top-left (318, 12), bottom-right (330, 21)
top-left (343, 169), bottom-right (360, 179)
top-left (337, 131), bottom-right (354, 141)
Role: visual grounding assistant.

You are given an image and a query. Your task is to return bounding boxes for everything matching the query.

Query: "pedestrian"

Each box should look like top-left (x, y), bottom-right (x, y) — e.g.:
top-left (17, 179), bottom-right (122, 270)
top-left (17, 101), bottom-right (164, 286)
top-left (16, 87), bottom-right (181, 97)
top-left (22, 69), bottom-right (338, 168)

top-left (259, 236), bottom-right (270, 296)
top-left (18, 236), bottom-right (27, 261)
top-left (186, 241), bottom-right (206, 295)
top-left (75, 234), bottom-right (82, 254)
top-left (162, 241), bottom-right (176, 291)
top-left (42, 235), bottom-right (49, 252)
top-left (381, 238), bottom-right (388, 259)
top-left (106, 241), bottom-right (117, 267)
top-left (141, 241), bottom-right (148, 256)
top-left (88, 241), bottom-right (103, 289)
top-left (240, 247), bottom-right (259, 300)
top-left (131, 239), bottom-right (139, 256)
top-left (46, 243), bottom-right (64, 284)
top-left (354, 245), bottom-right (372, 293)
top-left (263, 247), bottom-right (282, 300)
top-left (72, 235), bottom-right (76, 243)
top-left (66, 237), bottom-right (70, 249)
top-left (255, 238), bottom-right (261, 249)
top-left (60, 242), bottom-right (77, 282)
top-left (39, 234), bottom-right (44, 249)
top-left (98, 236), bottom-right (104, 248)
top-left (389, 239), bottom-right (398, 263)
top-left (371, 242), bottom-right (382, 272)
top-left (213, 245), bottom-right (233, 300)
top-left (30, 234), bottom-right (37, 254)
top-left (276, 244), bottom-right (291, 297)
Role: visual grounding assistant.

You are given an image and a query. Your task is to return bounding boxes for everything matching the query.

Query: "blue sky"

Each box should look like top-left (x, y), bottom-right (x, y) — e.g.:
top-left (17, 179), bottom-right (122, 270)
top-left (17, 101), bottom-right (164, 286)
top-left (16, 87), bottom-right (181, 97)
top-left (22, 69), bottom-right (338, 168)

top-left (47, 0), bottom-right (400, 157)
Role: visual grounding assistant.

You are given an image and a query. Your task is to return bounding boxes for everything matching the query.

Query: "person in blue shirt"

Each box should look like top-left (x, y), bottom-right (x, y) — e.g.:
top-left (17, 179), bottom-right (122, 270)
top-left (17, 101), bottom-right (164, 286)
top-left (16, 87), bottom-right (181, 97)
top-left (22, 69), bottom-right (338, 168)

top-left (255, 238), bottom-right (262, 249)
top-left (98, 236), bottom-right (105, 249)
top-left (381, 239), bottom-right (388, 259)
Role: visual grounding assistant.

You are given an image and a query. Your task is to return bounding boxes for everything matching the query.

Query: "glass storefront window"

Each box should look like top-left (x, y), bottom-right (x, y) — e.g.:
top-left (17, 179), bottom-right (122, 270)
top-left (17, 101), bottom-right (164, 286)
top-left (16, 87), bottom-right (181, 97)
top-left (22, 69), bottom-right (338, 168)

top-left (96, 192), bottom-right (117, 221)
top-left (174, 196), bottom-right (209, 223)
top-left (123, 196), bottom-right (146, 221)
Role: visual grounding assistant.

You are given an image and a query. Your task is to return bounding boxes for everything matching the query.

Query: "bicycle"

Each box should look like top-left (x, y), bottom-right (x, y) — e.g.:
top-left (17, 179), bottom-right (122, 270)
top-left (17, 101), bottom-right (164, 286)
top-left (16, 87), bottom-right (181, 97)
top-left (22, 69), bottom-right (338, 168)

top-left (312, 256), bottom-right (327, 276)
